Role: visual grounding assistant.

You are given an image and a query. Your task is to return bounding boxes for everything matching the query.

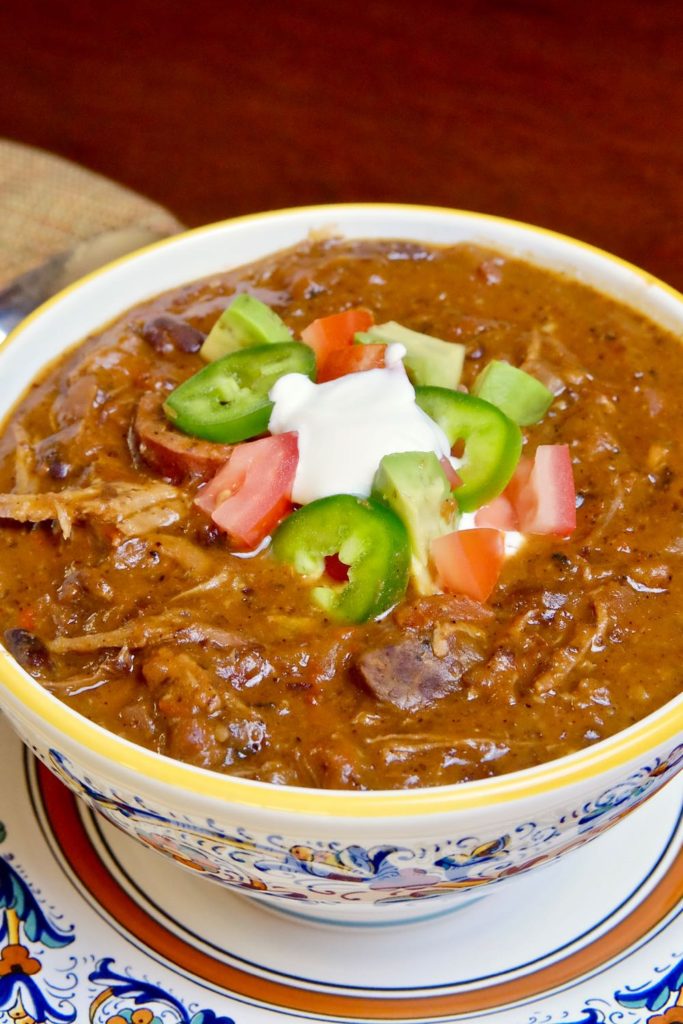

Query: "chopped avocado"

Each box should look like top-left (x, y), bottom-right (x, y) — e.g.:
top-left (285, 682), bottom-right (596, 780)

top-left (361, 321), bottom-right (465, 388)
top-left (472, 360), bottom-right (553, 426)
top-left (372, 451), bottom-right (457, 594)
top-left (200, 294), bottom-right (291, 362)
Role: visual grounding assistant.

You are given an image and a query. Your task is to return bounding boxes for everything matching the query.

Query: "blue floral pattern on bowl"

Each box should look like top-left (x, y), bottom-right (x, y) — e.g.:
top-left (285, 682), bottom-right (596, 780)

top-left (35, 741), bottom-right (683, 908)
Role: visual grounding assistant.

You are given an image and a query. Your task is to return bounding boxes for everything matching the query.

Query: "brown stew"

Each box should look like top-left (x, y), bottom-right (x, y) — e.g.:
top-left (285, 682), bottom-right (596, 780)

top-left (1, 238), bottom-right (682, 790)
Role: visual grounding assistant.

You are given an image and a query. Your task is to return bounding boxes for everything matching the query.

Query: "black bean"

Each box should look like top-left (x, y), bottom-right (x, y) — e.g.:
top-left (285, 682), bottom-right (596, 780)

top-left (46, 456), bottom-right (70, 480)
top-left (551, 552), bottom-right (571, 566)
top-left (3, 629), bottom-right (52, 674)
top-left (141, 315), bottom-right (205, 354)
top-left (194, 522), bottom-right (223, 547)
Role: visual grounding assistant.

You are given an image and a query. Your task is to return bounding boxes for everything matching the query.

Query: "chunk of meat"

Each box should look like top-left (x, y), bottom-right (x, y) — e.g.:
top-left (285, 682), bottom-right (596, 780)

top-left (393, 594), bottom-right (494, 631)
top-left (11, 425), bottom-right (38, 492)
top-left (134, 392), bottom-right (232, 483)
top-left (306, 736), bottom-right (366, 788)
top-left (34, 423), bottom-right (81, 481)
top-left (110, 483), bottom-right (188, 536)
top-left (0, 486), bottom-right (98, 537)
top-left (141, 647), bottom-right (266, 769)
top-left (0, 481), bottom-right (186, 539)
top-left (146, 533), bottom-right (216, 575)
top-left (463, 646), bottom-right (519, 703)
top-left (48, 610), bottom-right (246, 654)
top-left (117, 695), bottom-right (160, 744)
top-left (530, 583), bottom-right (638, 696)
top-left (51, 375), bottom-right (99, 428)
top-left (32, 375), bottom-right (102, 482)
top-left (353, 634), bottom-right (485, 711)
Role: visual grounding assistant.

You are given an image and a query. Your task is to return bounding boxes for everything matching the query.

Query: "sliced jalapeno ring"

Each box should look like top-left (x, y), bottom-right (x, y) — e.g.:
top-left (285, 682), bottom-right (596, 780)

top-left (415, 386), bottom-right (522, 511)
top-left (164, 342), bottom-right (316, 444)
top-left (271, 494), bottom-right (410, 623)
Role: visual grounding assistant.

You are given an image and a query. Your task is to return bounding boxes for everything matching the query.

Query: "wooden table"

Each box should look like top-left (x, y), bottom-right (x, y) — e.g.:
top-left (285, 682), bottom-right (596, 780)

top-left (1, 0), bottom-right (681, 287)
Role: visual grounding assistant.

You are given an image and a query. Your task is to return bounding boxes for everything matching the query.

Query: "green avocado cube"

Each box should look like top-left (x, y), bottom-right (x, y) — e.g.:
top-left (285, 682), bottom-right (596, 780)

top-left (200, 293), bottom-right (291, 362)
top-left (362, 321), bottom-right (465, 388)
top-left (472, 360), bottom-right (553, 425)
top-left (372, 450), bottom-right (457, 595)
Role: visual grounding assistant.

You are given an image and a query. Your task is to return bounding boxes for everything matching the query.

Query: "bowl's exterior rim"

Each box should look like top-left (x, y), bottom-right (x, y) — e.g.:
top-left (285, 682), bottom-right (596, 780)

top-left (1, 200), bottom-right (682, 820)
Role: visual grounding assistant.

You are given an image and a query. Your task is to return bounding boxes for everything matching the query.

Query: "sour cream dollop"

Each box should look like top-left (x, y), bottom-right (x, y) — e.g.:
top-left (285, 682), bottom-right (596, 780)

top-left (268, 344), bottom-right (452, 505)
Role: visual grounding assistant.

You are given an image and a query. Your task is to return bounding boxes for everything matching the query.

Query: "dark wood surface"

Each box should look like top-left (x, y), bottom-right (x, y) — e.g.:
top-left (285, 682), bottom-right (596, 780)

top-left (2, 0), bottom-right (682, 287)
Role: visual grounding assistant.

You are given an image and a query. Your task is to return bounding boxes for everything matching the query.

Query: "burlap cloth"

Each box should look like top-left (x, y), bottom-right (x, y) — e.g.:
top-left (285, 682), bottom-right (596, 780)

top-left (0, 139), bottom-right (182, 294)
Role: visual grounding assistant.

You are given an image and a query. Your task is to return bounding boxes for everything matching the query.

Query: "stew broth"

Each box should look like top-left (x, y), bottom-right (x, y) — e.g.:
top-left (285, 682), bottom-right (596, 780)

top-left (1, 238), bottom-right (682, 789)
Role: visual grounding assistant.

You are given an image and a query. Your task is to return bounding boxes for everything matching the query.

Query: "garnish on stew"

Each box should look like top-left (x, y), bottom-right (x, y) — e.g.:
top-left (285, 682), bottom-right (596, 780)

top-left (167, 294), bottom-right (572, 620)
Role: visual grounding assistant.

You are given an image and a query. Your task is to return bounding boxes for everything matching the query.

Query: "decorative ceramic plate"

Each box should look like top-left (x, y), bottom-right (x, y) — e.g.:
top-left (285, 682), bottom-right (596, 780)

top-left (1, 712), bottom-right (682, 1024)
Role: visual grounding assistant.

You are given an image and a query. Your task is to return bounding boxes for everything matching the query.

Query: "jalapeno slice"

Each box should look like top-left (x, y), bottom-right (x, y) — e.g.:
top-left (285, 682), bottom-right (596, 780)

top-left (164, 342), bottom-right (316, 443)
top-left (271, 494), bottom-right (410, 623)
top-left (415, 386), bottom-right (522, 511)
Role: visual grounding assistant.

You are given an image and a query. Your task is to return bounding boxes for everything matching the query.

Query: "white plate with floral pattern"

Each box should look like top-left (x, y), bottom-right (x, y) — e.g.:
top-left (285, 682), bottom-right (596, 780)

top-left (1, 712), bottom-right (681, 1024)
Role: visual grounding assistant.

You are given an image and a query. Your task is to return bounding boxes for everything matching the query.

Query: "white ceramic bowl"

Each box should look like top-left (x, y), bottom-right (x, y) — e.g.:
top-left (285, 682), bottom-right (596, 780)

top-left (1, 204), bottom-right (682, 925)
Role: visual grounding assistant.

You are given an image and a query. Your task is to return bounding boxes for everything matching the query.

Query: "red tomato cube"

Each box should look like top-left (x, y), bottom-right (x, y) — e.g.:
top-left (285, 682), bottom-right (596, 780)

top-left (475, 493), bottom-right (518, 530)
top-left (301, 308), bottom-right (374, 369)
top-left (430, 528), bottom-right (505, 603)
top-left (511, 445), bottom-right (576, 535)
top-left (317, 343), bottom-right (387, 382)
top-left (195, 432), bottom-right (298, 549)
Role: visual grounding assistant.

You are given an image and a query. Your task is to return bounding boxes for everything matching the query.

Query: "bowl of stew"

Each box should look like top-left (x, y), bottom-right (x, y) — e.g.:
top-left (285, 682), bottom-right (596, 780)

top-left (0, 204), bottom-right (681, 925)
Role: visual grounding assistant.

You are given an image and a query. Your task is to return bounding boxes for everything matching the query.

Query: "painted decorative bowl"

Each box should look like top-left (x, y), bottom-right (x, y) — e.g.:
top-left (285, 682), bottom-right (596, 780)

top-left (0, 204), bottom-right (681, 925)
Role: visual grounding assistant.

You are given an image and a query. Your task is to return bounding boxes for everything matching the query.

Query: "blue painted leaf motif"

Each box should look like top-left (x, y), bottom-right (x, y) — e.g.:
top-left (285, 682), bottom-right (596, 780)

top-left (615, 955), bottom-right (683, 1010)
top-left (49, 751), bottom-right (173, 829)
top-left (89, 960), bottom-right (236, 1024)
top-left (0, 854), bottom-right (73, 947)
top-left (89, 959), bottom-right (188, 1018)
top-left (545, 1010), bottom-right (603, 1024)
top-left (189, 1011), bottom-right (238, 1024)
top-left (346, 845), bottom-right (401, 876)
top-left (577, 769), bottom-right (652, 827)
top-left (434, 835), bottom-right (508, 880)
top-left (0, 974), bottom-right (77, 1023)
top-left (256, 842), bottom-right (404, 881)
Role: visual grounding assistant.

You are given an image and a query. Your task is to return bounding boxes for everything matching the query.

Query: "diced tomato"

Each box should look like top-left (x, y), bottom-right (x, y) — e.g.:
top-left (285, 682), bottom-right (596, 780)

top-left (195, 433), bottom-right (298, 549)
top-left (301, 308), bottom-right (374, 370)
top-left (431, 528), bottom-right (505, 603)
top-left (439, 456), bottom-right (463, 490)
top-left (504, 456), bottom-right (533, 510)
top-left (318, 344), bottom-right (387, 382)
top-left (475, 494), bottom-right (518, 530)
top-left (509, 444), bottom-right (576, 535)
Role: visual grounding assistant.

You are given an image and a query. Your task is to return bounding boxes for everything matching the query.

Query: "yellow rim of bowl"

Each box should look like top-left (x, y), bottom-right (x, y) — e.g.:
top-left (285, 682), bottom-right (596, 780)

top-left (1, 202), bottom-right (682, 818)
